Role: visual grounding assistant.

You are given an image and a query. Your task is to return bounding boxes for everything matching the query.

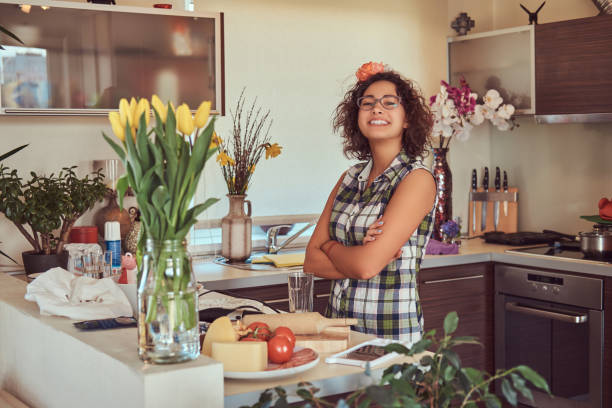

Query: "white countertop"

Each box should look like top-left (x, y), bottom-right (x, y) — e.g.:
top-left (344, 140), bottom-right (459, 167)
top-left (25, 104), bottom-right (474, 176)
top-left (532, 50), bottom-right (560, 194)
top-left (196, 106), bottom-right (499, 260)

top-left (194, 239), bottom-right (612, 291)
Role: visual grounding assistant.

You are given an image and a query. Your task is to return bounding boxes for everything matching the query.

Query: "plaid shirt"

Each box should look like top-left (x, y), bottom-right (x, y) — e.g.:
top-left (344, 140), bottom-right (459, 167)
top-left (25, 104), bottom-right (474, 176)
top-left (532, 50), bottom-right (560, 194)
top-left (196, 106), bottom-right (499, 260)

top-left (325, 150), bottom-right (435, 342)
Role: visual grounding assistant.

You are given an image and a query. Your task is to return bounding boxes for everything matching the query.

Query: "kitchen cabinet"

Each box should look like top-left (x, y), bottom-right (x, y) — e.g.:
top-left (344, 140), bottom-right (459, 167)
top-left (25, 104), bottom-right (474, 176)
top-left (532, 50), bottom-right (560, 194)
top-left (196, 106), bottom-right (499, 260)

top-left (535, 14), bottom-right (612, 120)
top-left (223, 278), bottom-right (332, 315)
top-left (418, 262), bottom-right (495, 373)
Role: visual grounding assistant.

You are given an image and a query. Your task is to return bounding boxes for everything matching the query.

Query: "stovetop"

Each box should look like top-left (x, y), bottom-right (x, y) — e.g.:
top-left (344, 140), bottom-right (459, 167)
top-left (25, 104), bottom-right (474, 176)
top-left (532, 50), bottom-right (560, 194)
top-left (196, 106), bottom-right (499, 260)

top-left (505, 242), bottom-right (612, 265)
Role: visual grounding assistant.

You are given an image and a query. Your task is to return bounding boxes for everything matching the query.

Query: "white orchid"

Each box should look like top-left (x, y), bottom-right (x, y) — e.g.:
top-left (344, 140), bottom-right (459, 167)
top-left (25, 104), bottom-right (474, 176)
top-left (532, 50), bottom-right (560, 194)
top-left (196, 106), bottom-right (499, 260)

top-left (497, 104), bottom-right (515, 120)
top-left (484, 89), bottom-right (503, 109)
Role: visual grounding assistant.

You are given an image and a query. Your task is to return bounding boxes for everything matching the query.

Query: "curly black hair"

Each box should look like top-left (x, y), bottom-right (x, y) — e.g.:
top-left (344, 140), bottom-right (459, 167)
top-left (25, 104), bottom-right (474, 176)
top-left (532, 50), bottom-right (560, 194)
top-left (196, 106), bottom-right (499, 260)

top-left (332, 71), bottom-right (433, 161)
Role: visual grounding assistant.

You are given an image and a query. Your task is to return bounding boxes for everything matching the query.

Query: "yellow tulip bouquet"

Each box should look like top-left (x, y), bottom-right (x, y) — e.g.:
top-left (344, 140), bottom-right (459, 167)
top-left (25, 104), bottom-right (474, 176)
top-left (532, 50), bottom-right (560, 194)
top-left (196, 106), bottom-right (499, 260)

top-left (217, 90), bottom-right (282, 194)
top-left (103, 95), bottom-right (218, 361)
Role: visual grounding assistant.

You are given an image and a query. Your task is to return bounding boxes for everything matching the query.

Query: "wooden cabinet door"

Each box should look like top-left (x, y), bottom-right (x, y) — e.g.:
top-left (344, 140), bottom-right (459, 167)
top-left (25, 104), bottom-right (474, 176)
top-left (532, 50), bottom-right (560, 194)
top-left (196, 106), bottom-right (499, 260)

top-left (535, 15), bottom-right (612, 115)
top-left (418, 262), bottom-right (494, 372)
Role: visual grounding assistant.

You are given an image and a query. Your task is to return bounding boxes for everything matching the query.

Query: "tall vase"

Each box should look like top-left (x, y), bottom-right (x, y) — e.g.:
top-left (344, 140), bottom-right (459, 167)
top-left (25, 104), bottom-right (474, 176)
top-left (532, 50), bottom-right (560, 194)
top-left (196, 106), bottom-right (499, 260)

top-left (138, 239), bottom-right (200, 364)
top-left (432, 147), bottom-right (452, 241)
top-left (221, 194), bottom-right (252, 262)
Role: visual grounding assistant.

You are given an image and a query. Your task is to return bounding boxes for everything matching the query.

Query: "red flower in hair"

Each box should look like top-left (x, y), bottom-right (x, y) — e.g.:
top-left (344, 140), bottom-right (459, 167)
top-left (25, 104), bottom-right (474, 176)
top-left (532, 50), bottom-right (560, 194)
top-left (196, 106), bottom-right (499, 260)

top-left (355, 61), bottom-right (386, 82)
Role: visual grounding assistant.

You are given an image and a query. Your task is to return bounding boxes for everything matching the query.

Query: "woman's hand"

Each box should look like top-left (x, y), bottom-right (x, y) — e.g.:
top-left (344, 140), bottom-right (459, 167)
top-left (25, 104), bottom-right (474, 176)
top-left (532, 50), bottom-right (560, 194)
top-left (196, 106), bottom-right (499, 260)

top-left (363, 217), bottom-right (403, 262)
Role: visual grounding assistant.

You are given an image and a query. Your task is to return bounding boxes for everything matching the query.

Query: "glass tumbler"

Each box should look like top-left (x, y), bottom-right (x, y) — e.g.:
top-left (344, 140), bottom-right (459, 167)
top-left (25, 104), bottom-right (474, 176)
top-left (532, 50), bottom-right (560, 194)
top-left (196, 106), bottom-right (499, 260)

top-left (288, 271), bottom-right (313, 313)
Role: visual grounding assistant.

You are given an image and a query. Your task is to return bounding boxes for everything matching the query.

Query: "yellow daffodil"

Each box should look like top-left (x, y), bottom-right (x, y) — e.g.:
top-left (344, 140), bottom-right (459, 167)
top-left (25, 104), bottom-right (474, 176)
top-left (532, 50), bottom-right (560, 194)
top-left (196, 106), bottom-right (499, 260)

top-left (209, 132), bottom-right (222, 148)
top-left (119, 98), bottom-right (131, 127)
top-left (108, 111), bottom-right (125, 142)
top-left (151, 94), bottom-right (167, 124)
top-left (176, 103), bottom-right (194, 135)
top-left (217, 151), bottom-right (235, 166)
top-left (135, 98), bottom-right (150, 127)
top-left (265, 143), bottom-right (282, 159)
top-left (194, 101), bottom-right (211, 129)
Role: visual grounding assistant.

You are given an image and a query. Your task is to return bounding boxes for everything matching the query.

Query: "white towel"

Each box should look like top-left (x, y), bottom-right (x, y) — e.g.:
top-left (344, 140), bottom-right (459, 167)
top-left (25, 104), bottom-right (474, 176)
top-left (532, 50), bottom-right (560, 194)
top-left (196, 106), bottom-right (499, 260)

top-left (25, 267), bottom-right (133, 320)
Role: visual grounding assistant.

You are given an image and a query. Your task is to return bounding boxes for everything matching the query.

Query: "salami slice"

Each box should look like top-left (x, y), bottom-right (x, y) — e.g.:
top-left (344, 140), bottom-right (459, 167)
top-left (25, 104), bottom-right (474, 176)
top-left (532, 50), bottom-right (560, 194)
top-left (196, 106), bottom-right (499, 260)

top-left (266, 347), bottom-right (317, 370)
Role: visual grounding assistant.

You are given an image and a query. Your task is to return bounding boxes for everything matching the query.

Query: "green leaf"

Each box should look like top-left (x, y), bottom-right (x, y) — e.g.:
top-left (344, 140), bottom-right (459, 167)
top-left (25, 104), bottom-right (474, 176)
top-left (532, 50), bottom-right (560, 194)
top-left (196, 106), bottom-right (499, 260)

top-left (365, 385), bottom-right (392, 405)
top-left (442, 349), bottom-right (461, 369)
top-left (443, 311), bottom-right (459, 335)
top-left (461, 367), bottom-right (484, 386)
top-left (295, 389), bottom-right (313, 401)
top-left (384, 342), bottom-right (410, 355)
top-left (443, 364), bottom-right (455, 382)
top-left (420, 355), bottom-right (433, 366)
top-left (510, 372), bottom-right (533, 401)
top-left (116, 175), bottom-right (129, 210)
top-left (407, 338), bottom-right (432, 355)
top-left (483, 394), bottom-right (502, 408)
top-left (501, 378), bottom-right (518, 406)
top-left (102, 133), bottom-right (126, 162)
top-left (515, 365), bottom-right (550, 394)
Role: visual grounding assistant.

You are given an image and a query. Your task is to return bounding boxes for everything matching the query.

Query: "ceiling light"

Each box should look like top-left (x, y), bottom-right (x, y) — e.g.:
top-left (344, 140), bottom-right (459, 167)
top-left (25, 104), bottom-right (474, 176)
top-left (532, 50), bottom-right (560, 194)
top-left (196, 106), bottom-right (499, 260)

top-left (41, 5), bottom-right (50, 10)
top-left (19, 4), bottom-right (31, 13)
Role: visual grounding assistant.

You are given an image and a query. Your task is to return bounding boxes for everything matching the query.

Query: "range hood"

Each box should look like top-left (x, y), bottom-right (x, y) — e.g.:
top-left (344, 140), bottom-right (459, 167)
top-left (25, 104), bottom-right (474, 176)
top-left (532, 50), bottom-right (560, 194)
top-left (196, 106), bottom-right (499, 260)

top-left (448, 14), bottom-right (612, 124)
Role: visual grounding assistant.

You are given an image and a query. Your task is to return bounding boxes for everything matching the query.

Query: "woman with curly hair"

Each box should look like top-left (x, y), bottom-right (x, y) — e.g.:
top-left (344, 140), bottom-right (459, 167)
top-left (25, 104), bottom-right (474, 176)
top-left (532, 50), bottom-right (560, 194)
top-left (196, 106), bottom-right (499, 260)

top-left (304, 62), bottom-right (436, 342)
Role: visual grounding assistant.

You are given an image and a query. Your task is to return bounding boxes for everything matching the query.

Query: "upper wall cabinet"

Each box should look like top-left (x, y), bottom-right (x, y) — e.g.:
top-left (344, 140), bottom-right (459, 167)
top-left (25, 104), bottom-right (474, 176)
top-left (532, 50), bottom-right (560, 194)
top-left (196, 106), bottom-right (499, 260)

top-left (448, 15), bottom-right (612, 124)
top-left (535, 14), bottom-right (612, 123)
top-left (448, 26), bottom-right (535, 115)
top-left (0, 0), bottom-right (224, 116)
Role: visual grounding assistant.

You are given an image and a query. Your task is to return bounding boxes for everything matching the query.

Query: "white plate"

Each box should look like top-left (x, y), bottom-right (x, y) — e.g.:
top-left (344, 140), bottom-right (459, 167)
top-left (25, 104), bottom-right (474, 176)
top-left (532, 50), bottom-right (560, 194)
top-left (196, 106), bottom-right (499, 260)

top-left (223, 348), bottom-right (319, 380)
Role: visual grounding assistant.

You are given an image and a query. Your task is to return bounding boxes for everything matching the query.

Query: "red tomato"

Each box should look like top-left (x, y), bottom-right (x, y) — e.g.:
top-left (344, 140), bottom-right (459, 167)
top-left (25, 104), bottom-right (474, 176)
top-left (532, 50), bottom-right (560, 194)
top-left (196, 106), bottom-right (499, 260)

top-left (267, 335), bottom-right (293, 363)
top-left (246, 322), bottom-right (272, 341)
top-left (273, 326), bottom-right (296, 348)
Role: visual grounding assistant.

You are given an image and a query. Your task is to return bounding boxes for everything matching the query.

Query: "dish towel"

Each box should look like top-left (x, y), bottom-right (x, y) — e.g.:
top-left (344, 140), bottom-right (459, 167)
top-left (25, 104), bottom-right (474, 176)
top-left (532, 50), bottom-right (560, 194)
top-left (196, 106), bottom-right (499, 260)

top-left (24, 267), bottom-right (133, 320)
top-left (251, 253), bottom-right (305, 267)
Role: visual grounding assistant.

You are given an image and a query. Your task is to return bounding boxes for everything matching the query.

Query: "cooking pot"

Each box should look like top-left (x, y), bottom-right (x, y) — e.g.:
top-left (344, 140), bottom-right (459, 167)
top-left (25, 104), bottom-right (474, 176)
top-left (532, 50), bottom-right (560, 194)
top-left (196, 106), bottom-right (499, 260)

top-left (544, 227), bottom-right (612, 260)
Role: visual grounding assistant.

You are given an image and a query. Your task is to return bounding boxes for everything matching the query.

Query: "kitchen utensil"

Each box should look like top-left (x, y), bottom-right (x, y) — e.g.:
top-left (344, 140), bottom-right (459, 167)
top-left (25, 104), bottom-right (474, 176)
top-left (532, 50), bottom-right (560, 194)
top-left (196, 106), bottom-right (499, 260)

top-left (578, 230), bottom-right (612, 259)
top-left (241, 312), bottom-right (357, 335)
top-left (471, 169), bottom-right (477, 233)
top-left (503, 171), bottom-right (508, 217)
top-left (494, 167), bottom-right (500, 231)
top-left (481, 167), bottom-right (489, 231)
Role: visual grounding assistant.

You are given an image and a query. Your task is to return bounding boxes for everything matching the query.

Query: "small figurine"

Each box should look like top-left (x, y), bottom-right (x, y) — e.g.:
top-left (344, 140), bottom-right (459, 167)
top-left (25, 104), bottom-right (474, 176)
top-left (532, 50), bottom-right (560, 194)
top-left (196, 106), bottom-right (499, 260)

top-left (520, 2), bottom-right (546, 25)
top-left (451, 12), bottom-right (475, 36)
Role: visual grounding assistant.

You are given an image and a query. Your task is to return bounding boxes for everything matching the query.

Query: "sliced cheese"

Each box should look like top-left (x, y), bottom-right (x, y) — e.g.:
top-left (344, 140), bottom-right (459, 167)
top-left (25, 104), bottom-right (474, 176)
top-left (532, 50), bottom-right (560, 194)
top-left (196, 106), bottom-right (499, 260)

top-left (211, 341), bottom-right (268, 372)
top-left (202, 316), bottom-right (238, 356)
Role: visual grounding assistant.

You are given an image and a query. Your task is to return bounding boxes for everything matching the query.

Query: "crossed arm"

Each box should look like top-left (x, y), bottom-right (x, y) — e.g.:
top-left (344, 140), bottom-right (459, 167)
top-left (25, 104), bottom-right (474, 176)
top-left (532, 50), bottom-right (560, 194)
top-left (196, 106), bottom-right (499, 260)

top-left (303, 169), bottom-right (436, 280)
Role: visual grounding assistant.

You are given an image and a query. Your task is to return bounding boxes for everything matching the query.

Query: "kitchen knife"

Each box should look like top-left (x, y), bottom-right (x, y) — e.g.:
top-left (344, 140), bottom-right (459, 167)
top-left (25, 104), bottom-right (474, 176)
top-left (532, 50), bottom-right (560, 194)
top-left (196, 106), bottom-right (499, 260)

top-left (503, 171), bottom-right (508, 217)
top-left (481, 167), bottom-right (489, 231)
top-left (494, 167), bottom-right (500, 231)
top-left (471, 169), bottom-right (477, 233)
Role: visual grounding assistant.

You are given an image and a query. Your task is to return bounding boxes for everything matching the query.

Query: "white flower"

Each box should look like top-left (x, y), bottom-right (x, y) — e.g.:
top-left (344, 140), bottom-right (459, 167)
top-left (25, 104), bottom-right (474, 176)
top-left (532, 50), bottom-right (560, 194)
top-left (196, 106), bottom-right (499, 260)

top-left (497, 104), bottom-right (515, 119)
top-left (492, 116), bottom-right (510, 131)
top-left (484, 89), bottom-right (503, 109)
top-left (433, 119), bottom-right (454, 138)
top-left (481, 104), bottom-right (495, 120)
top-left (454, 122), bottom-right (473, 141)
top-left (470, 105), bottom-right (485, 125)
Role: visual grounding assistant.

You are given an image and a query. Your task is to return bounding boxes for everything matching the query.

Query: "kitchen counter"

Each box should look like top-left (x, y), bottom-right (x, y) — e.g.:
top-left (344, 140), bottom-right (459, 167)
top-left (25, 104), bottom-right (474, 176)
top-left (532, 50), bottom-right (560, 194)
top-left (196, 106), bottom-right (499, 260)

top-left (195, 239), bottom-right (612, 291)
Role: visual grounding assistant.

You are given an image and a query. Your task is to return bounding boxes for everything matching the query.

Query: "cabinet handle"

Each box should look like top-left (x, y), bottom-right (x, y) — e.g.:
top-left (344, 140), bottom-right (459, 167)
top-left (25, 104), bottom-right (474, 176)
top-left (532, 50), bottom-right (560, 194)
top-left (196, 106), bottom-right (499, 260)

top-left (506, 302), bottom-right (588, 324)
top-left (423, 274), bottom-right (484, 285)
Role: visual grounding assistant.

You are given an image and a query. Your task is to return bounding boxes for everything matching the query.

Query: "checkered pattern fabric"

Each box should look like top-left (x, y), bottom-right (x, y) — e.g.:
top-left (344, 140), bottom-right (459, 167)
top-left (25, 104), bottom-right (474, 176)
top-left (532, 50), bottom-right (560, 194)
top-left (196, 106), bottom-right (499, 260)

top-left (325, 150), bottom-right (436, 342)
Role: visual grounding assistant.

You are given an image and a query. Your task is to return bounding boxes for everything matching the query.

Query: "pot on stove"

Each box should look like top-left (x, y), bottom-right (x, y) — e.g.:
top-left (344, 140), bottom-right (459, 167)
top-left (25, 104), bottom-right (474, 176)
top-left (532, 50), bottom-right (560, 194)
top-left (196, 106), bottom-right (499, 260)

top-left (579, 225), bottom-right (612, 260)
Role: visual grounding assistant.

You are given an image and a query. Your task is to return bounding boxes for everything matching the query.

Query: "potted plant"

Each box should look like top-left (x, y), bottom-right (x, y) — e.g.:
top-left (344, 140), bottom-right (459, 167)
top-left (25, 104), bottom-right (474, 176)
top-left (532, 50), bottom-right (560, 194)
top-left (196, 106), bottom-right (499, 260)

top-left (0, 164), bottom-right (107, 275)
top-left (0, 144), bottom-right (28, 263)
top-left (248, 312), bottom-right (550, 407)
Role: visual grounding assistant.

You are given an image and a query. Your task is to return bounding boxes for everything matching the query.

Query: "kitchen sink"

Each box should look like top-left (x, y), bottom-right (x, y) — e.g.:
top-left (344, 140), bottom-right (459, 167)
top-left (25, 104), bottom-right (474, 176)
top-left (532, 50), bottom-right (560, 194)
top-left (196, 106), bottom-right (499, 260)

top-left (213, 252), bottom-right (303, 272)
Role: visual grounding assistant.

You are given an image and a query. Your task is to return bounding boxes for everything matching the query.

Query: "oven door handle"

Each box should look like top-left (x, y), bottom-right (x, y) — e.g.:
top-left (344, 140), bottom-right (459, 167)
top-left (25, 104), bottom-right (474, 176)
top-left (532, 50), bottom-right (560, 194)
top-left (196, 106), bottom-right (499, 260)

top-left (505, 302), bottom-right (588, 324)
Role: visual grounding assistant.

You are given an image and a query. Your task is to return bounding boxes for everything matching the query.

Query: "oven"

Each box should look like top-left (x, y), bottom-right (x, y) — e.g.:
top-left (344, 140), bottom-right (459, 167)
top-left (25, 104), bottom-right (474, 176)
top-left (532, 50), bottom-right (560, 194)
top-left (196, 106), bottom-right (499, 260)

top-left (495, 264), bottom-right (603, 408)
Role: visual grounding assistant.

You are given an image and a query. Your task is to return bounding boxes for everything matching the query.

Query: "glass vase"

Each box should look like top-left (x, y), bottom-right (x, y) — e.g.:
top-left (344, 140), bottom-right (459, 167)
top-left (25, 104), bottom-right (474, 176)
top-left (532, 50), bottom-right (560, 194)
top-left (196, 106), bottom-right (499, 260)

top-left (432, 147), bottom-right (452, 241)
top-left (137, 239), bottom-right (200, 364)
top-left (221, 194), bottom-right (252, 262)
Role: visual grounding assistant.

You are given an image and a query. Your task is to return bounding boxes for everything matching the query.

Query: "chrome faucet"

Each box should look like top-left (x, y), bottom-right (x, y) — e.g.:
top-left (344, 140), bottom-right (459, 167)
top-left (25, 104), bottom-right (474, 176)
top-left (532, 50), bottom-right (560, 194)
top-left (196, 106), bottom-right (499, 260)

top-left (266, 221), bottom-right (316, 254)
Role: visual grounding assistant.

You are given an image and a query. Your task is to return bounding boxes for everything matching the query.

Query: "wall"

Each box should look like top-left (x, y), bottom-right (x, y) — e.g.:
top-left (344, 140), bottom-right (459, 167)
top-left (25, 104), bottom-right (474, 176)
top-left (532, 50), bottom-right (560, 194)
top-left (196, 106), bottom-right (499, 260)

top-left (0, 0), bottom-right (449, 263)
top-left (447, 0), bottom-right (611, 236)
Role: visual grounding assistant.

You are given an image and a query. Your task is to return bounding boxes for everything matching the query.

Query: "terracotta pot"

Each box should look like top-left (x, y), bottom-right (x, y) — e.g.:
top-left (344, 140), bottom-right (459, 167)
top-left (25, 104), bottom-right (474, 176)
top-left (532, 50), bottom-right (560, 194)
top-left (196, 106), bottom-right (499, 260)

top-left (221, 194), bottom-right (252, 262)
top-left (22, 250), bottom-right (69, 276)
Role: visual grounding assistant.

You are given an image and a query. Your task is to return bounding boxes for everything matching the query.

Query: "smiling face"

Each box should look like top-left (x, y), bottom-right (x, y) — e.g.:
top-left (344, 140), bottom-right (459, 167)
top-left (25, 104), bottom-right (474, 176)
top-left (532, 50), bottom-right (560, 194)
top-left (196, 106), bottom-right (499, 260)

top-left (357, 80), bottom-right (408, 145)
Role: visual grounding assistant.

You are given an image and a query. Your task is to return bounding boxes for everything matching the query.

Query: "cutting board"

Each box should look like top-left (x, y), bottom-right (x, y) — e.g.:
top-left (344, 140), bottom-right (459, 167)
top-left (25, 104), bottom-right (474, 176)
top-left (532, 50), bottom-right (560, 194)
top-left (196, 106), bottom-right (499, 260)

top-left (468, 187), bottom-right (518, 237)
top-left (295, 326), bottom-right (350, 353)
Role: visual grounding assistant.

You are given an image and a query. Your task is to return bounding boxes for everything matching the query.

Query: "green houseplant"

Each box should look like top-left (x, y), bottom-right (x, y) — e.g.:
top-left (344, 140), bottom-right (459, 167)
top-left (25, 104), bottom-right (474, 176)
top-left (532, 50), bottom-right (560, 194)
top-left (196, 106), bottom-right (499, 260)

top-left (0, 164), bottom-right (107, 274)
top-left (247, 312), bottom-right (550, 408)
top-left (0, 144), bottom-right (28, 263)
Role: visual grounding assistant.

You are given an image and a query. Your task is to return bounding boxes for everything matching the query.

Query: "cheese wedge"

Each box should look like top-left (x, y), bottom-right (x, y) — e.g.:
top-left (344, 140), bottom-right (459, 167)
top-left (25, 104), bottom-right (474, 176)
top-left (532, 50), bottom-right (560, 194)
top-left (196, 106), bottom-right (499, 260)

top-left (202, 316), bottom-right (238, 356)
top-left (211, 341), bottom-right (268, 372)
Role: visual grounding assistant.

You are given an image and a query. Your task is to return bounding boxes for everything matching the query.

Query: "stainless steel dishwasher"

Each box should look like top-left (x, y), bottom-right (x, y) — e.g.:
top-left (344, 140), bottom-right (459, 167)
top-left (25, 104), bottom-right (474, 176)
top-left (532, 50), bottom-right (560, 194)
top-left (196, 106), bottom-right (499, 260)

top-left (494, 264), bottom-right (603, 408)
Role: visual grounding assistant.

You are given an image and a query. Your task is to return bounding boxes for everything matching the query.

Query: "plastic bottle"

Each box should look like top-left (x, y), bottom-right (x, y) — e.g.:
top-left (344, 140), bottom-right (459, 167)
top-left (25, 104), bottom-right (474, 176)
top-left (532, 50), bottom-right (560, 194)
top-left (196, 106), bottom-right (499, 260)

top-left (104, 221), bottom-right (122, 275)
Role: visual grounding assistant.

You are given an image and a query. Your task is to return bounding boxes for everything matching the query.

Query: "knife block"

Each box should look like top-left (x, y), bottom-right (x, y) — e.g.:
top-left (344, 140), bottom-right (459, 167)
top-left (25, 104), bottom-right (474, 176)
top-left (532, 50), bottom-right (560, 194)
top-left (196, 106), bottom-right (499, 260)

top-left (467, 187), bottom-right (518, 237)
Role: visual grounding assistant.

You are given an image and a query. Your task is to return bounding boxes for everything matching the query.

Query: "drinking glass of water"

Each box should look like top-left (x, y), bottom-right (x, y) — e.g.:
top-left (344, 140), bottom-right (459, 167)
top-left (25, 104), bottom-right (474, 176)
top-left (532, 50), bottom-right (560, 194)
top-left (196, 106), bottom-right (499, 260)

top-left (288, 271), bottom-right (313, 313)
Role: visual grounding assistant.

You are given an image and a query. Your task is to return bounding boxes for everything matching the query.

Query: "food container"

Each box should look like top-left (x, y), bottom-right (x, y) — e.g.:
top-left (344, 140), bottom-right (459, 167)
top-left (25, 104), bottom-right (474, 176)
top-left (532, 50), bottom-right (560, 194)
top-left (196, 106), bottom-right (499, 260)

top-left (578, 230), bottom-right (612, 260)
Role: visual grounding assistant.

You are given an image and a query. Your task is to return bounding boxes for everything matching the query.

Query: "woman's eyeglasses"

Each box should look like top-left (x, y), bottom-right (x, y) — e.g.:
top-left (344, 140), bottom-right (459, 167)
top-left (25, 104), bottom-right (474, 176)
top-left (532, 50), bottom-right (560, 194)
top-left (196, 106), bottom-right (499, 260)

top-left (357, 95), bottom-right (401, 111)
